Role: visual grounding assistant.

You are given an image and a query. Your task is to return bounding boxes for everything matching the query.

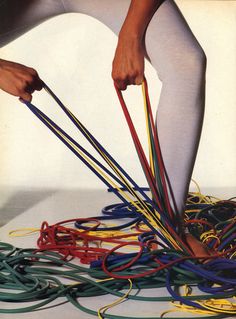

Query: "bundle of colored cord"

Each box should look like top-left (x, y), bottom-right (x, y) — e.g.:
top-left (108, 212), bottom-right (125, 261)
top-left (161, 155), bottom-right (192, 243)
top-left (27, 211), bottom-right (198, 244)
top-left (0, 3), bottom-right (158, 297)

top-left (1, 198), bottom-right (236, 318)
top-left (1, 193), bottom-right (236, 317)
top-left (1, 78), bottom-right (235, 317)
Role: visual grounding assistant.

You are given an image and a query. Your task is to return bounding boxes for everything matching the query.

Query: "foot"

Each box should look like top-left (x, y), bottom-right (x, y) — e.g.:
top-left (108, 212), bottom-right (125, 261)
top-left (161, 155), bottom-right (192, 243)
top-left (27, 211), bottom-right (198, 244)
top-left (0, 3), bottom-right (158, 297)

top-left (185, 233), bottom-right (211, 258)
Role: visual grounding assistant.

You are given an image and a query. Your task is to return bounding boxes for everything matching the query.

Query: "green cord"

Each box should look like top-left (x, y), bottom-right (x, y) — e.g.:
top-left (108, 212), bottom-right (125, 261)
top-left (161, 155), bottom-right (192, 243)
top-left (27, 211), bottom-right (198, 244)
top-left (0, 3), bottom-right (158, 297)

top-left (0, 242), bottom-right (235, 318)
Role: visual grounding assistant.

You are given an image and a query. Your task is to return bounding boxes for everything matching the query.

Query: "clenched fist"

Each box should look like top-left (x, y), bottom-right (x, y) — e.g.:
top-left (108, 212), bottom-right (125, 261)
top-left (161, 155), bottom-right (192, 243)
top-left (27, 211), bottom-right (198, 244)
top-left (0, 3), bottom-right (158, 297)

top-left (0, 59), bottom-right (43, 101)
top-left (112, 35), bottom-right (144, 91)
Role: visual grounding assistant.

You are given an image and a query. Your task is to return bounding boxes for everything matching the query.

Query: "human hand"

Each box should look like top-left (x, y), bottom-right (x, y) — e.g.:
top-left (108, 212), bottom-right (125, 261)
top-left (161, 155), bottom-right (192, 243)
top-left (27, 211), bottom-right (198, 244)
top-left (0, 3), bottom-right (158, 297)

top-left (0, 59), bottom-right (43, 101)
top-left (112, 34), bottom-right (145, 90)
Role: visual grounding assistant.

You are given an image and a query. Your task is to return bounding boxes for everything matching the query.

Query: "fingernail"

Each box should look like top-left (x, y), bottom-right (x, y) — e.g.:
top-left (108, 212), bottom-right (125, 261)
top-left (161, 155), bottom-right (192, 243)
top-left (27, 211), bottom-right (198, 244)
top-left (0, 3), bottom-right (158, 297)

top-left (19, 98), bottom-right (25, 104)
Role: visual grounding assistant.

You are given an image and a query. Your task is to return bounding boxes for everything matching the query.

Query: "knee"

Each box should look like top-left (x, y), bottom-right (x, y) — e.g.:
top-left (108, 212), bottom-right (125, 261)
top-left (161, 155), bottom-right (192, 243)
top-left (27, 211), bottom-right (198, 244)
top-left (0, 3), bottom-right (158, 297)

top-left (162, 46), bottom-right (207, 83)
top-left (175, 47), bottom-right (207, 80)
top-left (185, 47), bottom-right (207, 76)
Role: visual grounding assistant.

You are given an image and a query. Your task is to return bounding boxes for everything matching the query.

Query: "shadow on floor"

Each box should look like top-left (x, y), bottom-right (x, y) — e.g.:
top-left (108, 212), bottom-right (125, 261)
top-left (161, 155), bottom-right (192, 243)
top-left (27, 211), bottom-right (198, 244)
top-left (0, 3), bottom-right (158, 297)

top-left (0, 188), bottom-right (57, 226)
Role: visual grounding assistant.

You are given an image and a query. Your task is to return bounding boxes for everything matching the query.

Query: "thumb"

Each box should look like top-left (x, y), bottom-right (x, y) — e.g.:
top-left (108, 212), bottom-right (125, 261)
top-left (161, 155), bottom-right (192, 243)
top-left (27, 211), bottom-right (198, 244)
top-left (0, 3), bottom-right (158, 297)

top-left (20, 92), bottom-right (32, 102)
top-left (134, 74), bottom-right (144, 85)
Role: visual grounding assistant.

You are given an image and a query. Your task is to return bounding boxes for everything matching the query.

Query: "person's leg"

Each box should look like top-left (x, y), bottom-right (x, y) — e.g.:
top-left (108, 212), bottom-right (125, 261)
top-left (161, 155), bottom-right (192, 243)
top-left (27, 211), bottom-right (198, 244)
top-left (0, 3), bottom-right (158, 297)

top-left (0, 0), bottom-right (66, 47)
top-left (144, 0), bottom-right (206, 216)
top-left (0, 0), bottom-right (132, 47)
top-left (61, 0), bottom-right (130, 34)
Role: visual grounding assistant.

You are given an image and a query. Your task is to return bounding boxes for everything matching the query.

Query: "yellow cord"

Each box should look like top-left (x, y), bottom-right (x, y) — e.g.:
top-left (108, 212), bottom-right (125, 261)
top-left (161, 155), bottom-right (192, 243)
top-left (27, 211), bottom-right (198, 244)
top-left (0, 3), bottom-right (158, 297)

top-left (97, 279), bottom-right (133, 318)
top-left (142, 82), bottom-right (155, 177)
top-left (9, 228), bottom-right (40, 237)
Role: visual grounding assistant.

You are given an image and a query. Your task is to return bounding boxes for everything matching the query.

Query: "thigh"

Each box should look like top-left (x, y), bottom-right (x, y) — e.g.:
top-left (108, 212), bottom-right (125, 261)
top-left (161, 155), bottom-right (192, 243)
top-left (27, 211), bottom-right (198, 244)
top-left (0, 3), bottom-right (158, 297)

top-left (62, 0), bottom-right (130, 35)
top-left (0, 0), bottom-right (131, 47)
top-left (0, 0), bottom-right (65, 47)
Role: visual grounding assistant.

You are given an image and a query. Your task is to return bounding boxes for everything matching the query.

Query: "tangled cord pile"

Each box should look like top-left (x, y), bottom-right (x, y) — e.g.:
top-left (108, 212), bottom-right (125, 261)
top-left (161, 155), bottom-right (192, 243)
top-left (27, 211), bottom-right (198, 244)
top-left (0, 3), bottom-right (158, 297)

top-left (0, 79), bottom-right (235, 318)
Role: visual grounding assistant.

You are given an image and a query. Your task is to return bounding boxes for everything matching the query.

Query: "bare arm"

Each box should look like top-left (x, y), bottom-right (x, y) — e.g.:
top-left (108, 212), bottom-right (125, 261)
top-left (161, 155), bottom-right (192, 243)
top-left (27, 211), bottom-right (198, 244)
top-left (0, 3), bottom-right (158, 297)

top-left (112, 0), bottom-right (164, 90)
top-left (120, 0), bottom-right (161, 39)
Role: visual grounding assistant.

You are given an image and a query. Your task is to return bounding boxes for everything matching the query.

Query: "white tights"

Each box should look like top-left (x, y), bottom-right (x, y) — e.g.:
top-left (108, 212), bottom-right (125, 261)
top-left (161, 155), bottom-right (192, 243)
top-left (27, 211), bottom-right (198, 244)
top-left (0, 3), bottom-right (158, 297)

top-left (0, 0), bottom-right (207, 216)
